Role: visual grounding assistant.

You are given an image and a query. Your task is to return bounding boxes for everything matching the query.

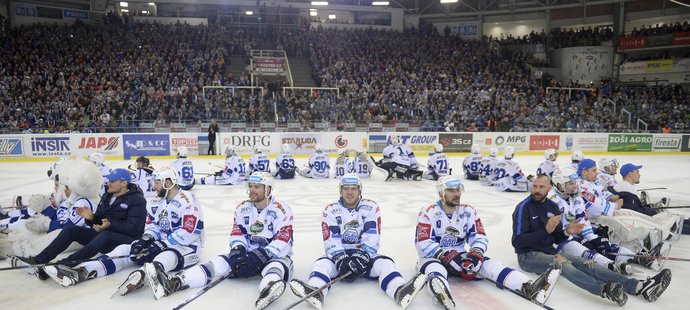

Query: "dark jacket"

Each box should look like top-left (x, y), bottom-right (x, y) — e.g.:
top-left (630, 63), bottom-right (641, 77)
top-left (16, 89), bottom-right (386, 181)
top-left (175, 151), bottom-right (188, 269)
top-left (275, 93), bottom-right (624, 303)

top-left (512, 195), bottom-right (569, 255)
top-left (618, 191), bottom-right (659, 216)
top-left (87, 183), bottom-right (147, 239)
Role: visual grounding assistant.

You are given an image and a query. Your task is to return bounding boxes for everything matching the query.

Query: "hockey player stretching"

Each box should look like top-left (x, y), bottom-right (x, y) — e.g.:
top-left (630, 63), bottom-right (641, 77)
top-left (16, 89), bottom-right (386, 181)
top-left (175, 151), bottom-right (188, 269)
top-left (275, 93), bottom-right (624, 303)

top-left (148, 172), bottom-right (294, 310)
top-left (289, 174), bottom-right (427, 309)
top-left (415, 176), bottom-right (560, 309)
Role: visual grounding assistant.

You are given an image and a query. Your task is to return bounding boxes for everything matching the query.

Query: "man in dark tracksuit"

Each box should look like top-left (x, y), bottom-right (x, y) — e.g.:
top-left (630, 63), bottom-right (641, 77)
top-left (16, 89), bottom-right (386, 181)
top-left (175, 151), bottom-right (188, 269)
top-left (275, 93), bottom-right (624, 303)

top-left (23, 168), bottom-right (146, 268)
top-left (512, 175), bottom-right (671, 306)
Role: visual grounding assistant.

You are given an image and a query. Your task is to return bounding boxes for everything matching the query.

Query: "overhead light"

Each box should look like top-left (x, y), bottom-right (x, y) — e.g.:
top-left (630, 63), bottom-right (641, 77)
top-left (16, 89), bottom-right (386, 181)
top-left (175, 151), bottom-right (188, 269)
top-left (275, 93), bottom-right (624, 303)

top-left (245, 11), bottom-right (253, 15)
top-left (328, 14), bottom-right (336, 20)
top-left (312, 1), bottom-right (329, 5)
top-left (440, 0), bottom-right (458, 3)
top-left (372, 1), bottom-right (389, 5)
top-left (310, 11), bottom-right (318, 16)
top-left (141, 10), bottom-right (148, 14)
top-left (121, 9), bottom-right (129, 12)
top-left (148, 2), bottom-right (155, 5)
top-left (120, 2), bottom-right (128, 7)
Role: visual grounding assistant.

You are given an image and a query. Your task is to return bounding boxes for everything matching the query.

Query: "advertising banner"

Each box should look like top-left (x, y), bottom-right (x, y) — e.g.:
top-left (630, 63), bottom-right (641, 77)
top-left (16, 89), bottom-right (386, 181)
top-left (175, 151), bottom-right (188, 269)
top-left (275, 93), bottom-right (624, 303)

top-left (0, 137), bottom-right (24, 157)
top-left (220, 133), bottom-right (274, 155)
top-left (170, 134), bottom-right (199, 156)
top-left (475, 133), bottom-right (529, 152)
top-left (386, 133), bottom-right (438, 152)
top-left (559, 133), bottom-right (608, 152)
top-left (255, 58), bottom-right (284, 73)
top-left (27, 135), bottom-right (71, 157)
top-left (122, 134), bottom-right (170, 159)
top-left (529, 135), bottom-right (560, 151)
top-left (652, 135), bottom-right (681, 152)
top-left (72, 134), bottom-right (121, 156)
top-left (438, 133), bottom-right (473, 152)
top-left (608, 134), bottom-right (652, 152)
top-left (681, 135), bottom-right (690, 152)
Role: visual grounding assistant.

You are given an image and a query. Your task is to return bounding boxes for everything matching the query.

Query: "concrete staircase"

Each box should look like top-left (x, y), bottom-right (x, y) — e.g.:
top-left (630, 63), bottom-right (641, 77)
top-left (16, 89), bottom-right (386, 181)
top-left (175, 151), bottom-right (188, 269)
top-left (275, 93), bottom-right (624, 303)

top-left (228, 56), bottom-right (245, 82)
top-left (288, 58), bottom-right (317, 87)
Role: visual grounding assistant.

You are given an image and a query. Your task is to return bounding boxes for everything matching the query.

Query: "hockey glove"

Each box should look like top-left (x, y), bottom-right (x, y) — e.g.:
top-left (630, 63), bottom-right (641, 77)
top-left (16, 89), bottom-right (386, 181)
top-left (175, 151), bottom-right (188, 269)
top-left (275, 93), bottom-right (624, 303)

top-left (214, 170), bottom-right (224, 177)
top-left (333, 252), bottom-right (355, 280)
top-left (347, 250), bottom-right (370, 277)
top-left (459, 249), bottom-right (484, 281)
top-left (588, 237), bottom-right (613, 256)
top-left (130, 235), bottom-right (154, 256)
top-left (246, 248), bottom-right (271, 273)
top-left (437, 250), bottom-right (463, 276)
top-left (227, 245), bottom-right (247, 272)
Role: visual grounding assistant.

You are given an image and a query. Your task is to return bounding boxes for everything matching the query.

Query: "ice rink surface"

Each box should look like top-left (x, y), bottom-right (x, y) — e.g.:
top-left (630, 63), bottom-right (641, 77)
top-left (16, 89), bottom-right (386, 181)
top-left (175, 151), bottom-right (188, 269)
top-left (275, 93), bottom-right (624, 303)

top-left (1, 153), bottom-right (689, 310)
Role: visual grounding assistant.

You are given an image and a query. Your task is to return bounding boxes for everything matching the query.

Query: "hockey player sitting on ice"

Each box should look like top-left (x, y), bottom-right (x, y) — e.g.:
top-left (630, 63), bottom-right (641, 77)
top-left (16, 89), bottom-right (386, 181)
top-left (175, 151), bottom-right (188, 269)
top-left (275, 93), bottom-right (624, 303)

top-left (569, 150), bottom-right (584, 170)
top-left (199, 146), bottom-right (247, 185)
top-left (512, 175), bottom-right (672, 307)
top-left (249, 147), bottom-right (271, 175)
top-left (462, 144), bottom-right (483, 180)
top-left (0, 157), bottom-right (67, 230)
top-left (614, 163), bottom-right (690, 238)
top-left (548, 168), bottom-right (664, 274)
top-left (596, 158), bottom-right (619, 191)
top-left (87, 152), bottom-right (112, 196)
top-left (423, 144), bottom-right (450, 181)
top-left (478, 147), bottom-right (499, 186)
top-left (298, 144), bottom-right (330, 179)
top-left (289, 174), bottom-right (427, 310)
top-left (352, 147), bottom-right (373, 179)
top-left (493, 146), bottom-right (533, 192)
top-left (334, 148), bottom-right (354, 179)
top-left (40, 167), bottom-right (204, 296)
top-left (0, 159), bottom-right (101, 258)
top-left (148, 172), bottom-right (294, 310)
top-left (131, 156), bottom-right (156, 198)
top-left (415, 176), bottom-right (561, 309)
top-left (274, 143), bottom-right (296, 179)
top-left (374, 136), bottom-right (422, 181)
top-left (171, 146), bottom-right (195, 190)
top-left (536, 149), bottom-right (559, 178)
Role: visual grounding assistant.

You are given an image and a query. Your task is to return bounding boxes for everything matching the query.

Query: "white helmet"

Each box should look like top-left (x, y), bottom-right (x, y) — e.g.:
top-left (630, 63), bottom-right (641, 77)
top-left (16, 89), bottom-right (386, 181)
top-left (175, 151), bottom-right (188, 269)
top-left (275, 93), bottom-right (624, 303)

top-left (503, 146), bottom-right (515, 159)
top-left (552, 167), bottom-right (580, 197)
top-left (436, 176), bottom-right (464, 196)
top-left (471, 144), bottom-right (480, 154)
top-left (177, 146), bottom-right (188, 158)
top-left (489, 147), bottom-right (499, 157)
top-left (248, 171), bottom-right (274, 194)
top-left (598, 157), bottom-right (618, 173)
top-left (435, 144), bottom-right (444, 153)
top-left (340, 173), bottom-right (362, 191)
top-left (390, 136), bottom-right (401, 146)
top-left (282, 143), bottom-right (291, 153)
top-left (315, 143), bottom-right (323, 152)
top-left (339, 148), bottom-right (349, 156)
top-left (356, 147), bottom-right (366, 155)
top-left (571, 150), bottom-right (584, 162)
top-left (153, 166), bottom-right (179, 190)
top-left (544, 148), bottom-right (558, 161)
top-left (88, 152), bottom-right (105, 166)
top-left (225, 146), bottom-right (235, 157)
top-left (253, 146), bottom-right (262, 154)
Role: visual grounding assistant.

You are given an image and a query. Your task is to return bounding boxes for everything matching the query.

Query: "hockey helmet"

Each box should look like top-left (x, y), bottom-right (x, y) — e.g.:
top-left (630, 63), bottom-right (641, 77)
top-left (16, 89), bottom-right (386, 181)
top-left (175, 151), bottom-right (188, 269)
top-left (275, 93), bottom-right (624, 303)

top-left (248, 172), bottom-right (273, 194)
top-left (315, 144), bottom-right (324, 152)
top-left (435, 144), bottom-right (444, 153)
top-left (340, 173), bottom-right (362, 192)
top-left (598, 157), bottom-right (618, 173)
top-left (552, 167), bottom-right (580, 197)
top-left (282, 143), bottom-right (291, 153)
top-left (571, 150), bottom-right (584, 162)
top-left (225, 146), bottom-right (236, 157)
top-left (390, 135), bottom-right (401, 146)
top-left (489, 147), bottom-right (499, 157)
top-left (471, 144), bottom-right (480, 154)
top-left (544, 149), bottom-right (558, 161)
top-left (177, 146), bottom-right (188, 158)
top-left (503, 146), bottom-right (515, 159)
top-left (88, 152), bottom-right (105, 166)
top-left (436, 176), bottom-right (464, 196)
top-left (136, 156), bottom-right (150, 167)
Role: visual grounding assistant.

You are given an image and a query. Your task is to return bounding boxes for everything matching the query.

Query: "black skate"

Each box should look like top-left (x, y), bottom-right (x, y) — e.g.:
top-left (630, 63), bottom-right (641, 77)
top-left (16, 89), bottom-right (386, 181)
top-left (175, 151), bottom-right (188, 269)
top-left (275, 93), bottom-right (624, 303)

top-left (634, 242), bottom-right (671, 271)
top-left (44, 265), bottom-right (94, 287)
top-left (602, 281), bottom-right (627, 307)
top-left (521, 266), bottom-right (560, 305)
top-left (289, 279), bottom-right (324, 310)
top-left (608, 262), bottom-right (635, 275)
top-left (144, 261), bottom-right (187, 300)
top-left (428, 274), bottom-right (455, 310)
top-left (256, 280), bottom-right (286, 310)
top-left (112, 269), bottom-right (146, 298)
top-left (10, 256), bottom-right (48, 280)
top-left (638, 268), bottom-right (671, 302)
top-left (394, 273), bottom-right (427, 309)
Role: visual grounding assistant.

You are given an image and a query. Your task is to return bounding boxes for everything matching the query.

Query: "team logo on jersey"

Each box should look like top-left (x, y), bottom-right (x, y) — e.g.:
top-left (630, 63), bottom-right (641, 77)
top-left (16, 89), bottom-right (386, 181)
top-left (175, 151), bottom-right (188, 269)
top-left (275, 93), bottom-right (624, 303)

top-left (322, 222), bottom-right (330, 240)
top-left (445, 226), bottom-right (459, 236)
top-left (250, 221), bottom-right (264, 234)
top-left (342, 228), bottom-right (359, 244)
top-left (275, 225), bottom-right (292, 243)
top-left (440, 235), bottom-right (458, 247)
top-left (159, 210), bottom-right (171, 232)
top-left (183, 215), bottom-right (196, 233)
top-left (119, 203), bottom-right (129, 209)
top-left (417, 223), bottom-right (431, 241)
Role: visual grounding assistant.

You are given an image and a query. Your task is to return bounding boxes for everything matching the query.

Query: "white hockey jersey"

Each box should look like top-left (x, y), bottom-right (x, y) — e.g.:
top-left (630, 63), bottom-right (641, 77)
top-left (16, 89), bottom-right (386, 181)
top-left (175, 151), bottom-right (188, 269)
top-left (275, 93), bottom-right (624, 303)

top-left (334, 155), bottom-right (353, 179)
top-left (479, 156), bottom-right (499, 186)
top-left (306, 152), bottom-right (330, 179)
top-left (131, 168), bottom-right (156, 198)
top-left (249, 152), bottom-right (271, 174)
top-left (274, 153), bottom-right (296, 179)
top-left (427, 152), bottom-right (450, 178)
top-left (50, 194), bottom-right (97, 233)
top-left (493, 159), bottom-right (529, 192)
top-left (537, 160), bottom-right (559, 178)
top-left (415, 201), bottom-right (488, 258)
top-left (353, 154), bottom-right (372, 178)
top-left (145, 189), bottom-right (204, 250)
top-left (229, 196), bottom-right (294, 258)
top-left (171, 157), bottom-right (195, 188)
top-left (547, 189), bottom-right (596, 241)
top-left (382, 144), bottom-right (418, 168)
top-left (579, 178), bottom-right (616, 218)
top-left (321, 198), bottom-right (381, 257)
top-left (463, 154), bottom-right (484, 179)
top-left (596, 171), bottom-right (618, 189)
top-left (223, 155), bottom-right (248, 184)
top-left (95, 164), bottom-right (113, 196)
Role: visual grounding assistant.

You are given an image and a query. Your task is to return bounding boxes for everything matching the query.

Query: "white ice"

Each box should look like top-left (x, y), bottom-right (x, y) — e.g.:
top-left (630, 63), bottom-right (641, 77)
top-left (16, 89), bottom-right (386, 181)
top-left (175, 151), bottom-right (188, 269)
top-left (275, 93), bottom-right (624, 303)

top-left (1, 154), bottom-right (688, 310)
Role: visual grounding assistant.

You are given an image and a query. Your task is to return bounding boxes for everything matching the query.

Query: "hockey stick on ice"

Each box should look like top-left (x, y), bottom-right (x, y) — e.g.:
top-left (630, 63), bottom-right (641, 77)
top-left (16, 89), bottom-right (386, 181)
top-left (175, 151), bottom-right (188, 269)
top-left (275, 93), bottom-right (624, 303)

top-left (283, 271), bottom-right (353, 310)
top-left (638, 188), bottom-right (667, 191)
top-left (609, 253), bottom-right (690, 262)
top-left (0, 254), bottom-right (133, 272)
top-left (208, 162), bottom-right (225, 169)
top-left (481, 269), bottom-right (557, 310)
top-left (172, 272), bottom-right (236, 310)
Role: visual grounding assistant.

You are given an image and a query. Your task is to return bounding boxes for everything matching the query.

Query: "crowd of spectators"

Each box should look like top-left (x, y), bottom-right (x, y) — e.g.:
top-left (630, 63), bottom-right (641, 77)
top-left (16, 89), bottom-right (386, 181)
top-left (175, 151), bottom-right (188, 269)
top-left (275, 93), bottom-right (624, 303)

top-left (625, 21), bottom-right (690, 37)
top-left (0, 20), bottom-right (688, 134)
top-left (495, 26), bottom-right (614, 49)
